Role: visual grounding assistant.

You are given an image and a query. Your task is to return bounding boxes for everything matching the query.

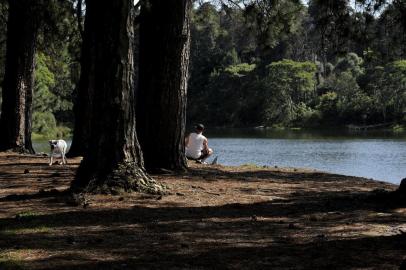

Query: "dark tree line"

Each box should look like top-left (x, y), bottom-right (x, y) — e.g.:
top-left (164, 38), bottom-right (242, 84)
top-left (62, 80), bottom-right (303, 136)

top-left (187, 0), bottom-right (406, 127)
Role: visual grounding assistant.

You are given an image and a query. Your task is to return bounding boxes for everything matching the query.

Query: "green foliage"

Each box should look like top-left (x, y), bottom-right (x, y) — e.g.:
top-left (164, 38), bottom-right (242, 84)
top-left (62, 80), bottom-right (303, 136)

top-left (317, 91), bottom-right (338, 120)
top-left (222, 48), bottom-right (241, 66)
top-left (1, 0), bottom-right (406, 131)
top-left (244, 0), bottom-right (305, 54)
top-left (32, 111), bottom-right (57, 136)
top-left (33, 51), bottom-right (74, 137)
top-left (261, 60), bottom-right (317, 125)
top-left (34, 53), bottom-right (57, 113)
top-left (340, 91), bottom-right (373, 121)
top-left (178, 1), bottom-right (406, 128)
top-left (334, 53), bottom-right (364, 77)
top-left (359, 60), bottom-right (406, 122)
top-left (294, 102), bottom-right (321, 127)
top-left (381, 60), bottom-right (406, 120)
top-left (266, 60), bottom-right (316, 95)
top-left (224, 63), bottom-right (256, 77)
top-left (393, 124), bottom-right (405, 132)
top-left (330, 71), bottom-right (360, 100)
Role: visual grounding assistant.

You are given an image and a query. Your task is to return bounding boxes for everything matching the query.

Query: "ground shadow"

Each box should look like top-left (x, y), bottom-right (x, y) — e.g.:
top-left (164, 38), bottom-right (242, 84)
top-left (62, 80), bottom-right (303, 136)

top-left (0, 154), bottom-right (404, 269)
top-left (0, 200), bottom-right (405, 269)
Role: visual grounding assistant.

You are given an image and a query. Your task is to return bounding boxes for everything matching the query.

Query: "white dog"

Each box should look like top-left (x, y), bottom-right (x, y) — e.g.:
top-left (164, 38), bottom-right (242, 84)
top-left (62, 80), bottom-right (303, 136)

top-left (49, 139), bottom-right (68, 166)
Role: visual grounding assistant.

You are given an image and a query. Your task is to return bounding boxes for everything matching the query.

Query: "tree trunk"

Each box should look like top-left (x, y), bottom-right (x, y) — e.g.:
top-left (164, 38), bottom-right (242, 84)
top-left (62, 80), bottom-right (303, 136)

top-left (137, 0), bottom-right (191, 172)
top-left (71, 0), bottom-right (163, 194)
top-left (67, 0), bottom-right (96, 157)
top-left (0, 0), bottom-right (40, 153)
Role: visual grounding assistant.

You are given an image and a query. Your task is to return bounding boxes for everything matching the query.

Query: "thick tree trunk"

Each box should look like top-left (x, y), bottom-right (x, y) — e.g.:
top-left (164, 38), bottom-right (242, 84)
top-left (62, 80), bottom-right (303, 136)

top-left (0, 0), bottom-right (40, 153)
top-left (67, 1), bottom-right (96, 157)
top-left (137, 0), bottom-right (191, 172)
top-left (71, 0), bottom-right (163, 194)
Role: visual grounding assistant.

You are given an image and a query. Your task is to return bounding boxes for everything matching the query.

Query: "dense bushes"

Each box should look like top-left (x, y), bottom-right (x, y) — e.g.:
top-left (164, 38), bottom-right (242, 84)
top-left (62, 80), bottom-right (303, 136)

top-left (262, 60), bottom-right (317, 126)
top-left (188, 54), bottom-right (406, 128)
top-left (187, 2), bottom-right (406, 128)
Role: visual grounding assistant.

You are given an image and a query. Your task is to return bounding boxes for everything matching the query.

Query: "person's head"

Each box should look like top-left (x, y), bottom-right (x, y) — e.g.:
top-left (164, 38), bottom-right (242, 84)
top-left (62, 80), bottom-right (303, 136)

top-left (195, 123), bottom-right (204, 133)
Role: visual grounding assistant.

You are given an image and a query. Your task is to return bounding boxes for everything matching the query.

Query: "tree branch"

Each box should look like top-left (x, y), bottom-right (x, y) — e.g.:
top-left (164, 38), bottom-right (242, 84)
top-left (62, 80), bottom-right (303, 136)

top-left (220, 0), bottom-right (245, 10)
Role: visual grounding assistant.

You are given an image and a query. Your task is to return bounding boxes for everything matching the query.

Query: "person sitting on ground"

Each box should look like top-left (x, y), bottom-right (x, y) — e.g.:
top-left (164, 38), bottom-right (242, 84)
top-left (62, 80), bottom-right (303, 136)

top-left (185, 124), bottom-right (213, 164)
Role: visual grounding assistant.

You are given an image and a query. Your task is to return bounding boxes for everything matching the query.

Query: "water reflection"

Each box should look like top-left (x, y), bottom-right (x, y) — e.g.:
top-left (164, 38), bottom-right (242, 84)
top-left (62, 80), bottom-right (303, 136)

top-left (206, 127), bottom-right (406, 140)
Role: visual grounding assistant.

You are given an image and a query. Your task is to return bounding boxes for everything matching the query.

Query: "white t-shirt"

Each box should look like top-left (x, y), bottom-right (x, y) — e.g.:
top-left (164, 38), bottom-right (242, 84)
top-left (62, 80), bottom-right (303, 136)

top-left (186, 132), bottom-right (206, 159)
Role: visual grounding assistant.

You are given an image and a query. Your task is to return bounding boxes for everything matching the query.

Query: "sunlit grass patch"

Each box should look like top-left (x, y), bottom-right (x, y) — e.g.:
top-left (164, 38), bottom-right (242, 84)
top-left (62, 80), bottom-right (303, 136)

top-left (0, 250), bottom-right (26, 270)
top-left (240, 163), bottom-right (262, 169)
top-left (1, 226), bottom-right (52, 236)
top-left (393, 124), bottom-right (405, 132)
top-left (0, 211), bottom-right (53, 236)
top-left (14, 211), bottom-right (41, 219)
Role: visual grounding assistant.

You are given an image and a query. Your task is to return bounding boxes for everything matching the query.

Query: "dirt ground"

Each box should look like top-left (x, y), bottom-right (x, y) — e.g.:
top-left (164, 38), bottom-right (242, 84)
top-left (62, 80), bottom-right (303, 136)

top-left (0, 152), bottom-right (405, 270)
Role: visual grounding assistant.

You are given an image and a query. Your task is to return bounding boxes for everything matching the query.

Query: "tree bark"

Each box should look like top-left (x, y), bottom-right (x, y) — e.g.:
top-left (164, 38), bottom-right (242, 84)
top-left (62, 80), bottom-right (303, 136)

top-left (137, 0), bottom-right (191, 172)
top-left (0, 0), bottom-right (41, 153)
top-left (67, 0), bottom-right (96, 157)
top-left (71, 0), bottom-right (163, 194)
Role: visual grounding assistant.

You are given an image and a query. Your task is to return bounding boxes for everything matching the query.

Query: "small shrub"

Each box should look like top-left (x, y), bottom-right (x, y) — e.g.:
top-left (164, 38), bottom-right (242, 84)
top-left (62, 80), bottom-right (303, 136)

top-left (32, 112), bottom-right (57, 137)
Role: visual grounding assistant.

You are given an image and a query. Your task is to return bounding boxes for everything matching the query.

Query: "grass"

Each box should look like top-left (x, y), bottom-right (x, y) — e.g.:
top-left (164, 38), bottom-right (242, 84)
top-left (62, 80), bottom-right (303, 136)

top-left (1, 226), bottom-right (52, 236)
top-left (240, 163), bottom-right (264, 169)
top-left (0, 211), bottom-right (52, 236)
top-left (0, 251), bottom-right (26, 270)
top-left (393, 124), bottom-right (405, 132)
top-left (14, 211), bottom-right (41, 219)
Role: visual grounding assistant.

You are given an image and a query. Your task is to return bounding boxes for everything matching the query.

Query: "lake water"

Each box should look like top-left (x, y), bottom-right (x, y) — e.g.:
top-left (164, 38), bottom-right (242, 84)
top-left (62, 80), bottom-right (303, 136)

top-left (204, 128), bottom-right (406, 185)
top-left (33, 128), bottom-right (406, 185)
top-left (33, 140), bottom-right (72, 155)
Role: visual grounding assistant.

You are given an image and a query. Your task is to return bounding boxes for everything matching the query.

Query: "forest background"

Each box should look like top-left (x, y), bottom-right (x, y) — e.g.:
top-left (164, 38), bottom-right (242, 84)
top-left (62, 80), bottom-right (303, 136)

top-left (0, 0), bottom-right (405, 138)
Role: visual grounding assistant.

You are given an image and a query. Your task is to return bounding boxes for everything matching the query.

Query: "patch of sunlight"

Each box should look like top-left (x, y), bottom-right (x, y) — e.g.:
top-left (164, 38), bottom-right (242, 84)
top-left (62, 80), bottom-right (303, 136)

top-left (15, 211), bottom-right (41, 219)
top-left (1, 226), bottom-right (52, 236)
top-left (0, 250), bottom-right (26, 270)
top-left (240, 163), bottom-right (262, 169)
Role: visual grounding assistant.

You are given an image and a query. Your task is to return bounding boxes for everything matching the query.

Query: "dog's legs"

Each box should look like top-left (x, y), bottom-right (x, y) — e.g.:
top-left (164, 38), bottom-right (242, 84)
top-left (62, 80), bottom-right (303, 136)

top-left (49, 155), bottom-right (53, 166)
top-left (62, 151), bottom-right (67, 165)
top-left (62, 146), bottom-right (68, 164)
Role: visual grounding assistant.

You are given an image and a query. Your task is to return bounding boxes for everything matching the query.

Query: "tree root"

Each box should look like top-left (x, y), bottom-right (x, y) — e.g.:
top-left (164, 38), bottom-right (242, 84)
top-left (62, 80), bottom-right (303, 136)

top-left (82, 162), bottom-right (166, 195)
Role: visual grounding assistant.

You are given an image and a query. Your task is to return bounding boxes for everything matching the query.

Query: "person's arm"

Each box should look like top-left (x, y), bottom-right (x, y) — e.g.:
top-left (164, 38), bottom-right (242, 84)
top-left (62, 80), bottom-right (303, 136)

top-left (203, 138), bottom-right (209, 152)
top-left (185, 134), bottom-right (190, 147)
